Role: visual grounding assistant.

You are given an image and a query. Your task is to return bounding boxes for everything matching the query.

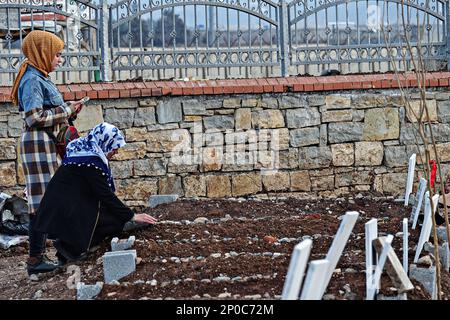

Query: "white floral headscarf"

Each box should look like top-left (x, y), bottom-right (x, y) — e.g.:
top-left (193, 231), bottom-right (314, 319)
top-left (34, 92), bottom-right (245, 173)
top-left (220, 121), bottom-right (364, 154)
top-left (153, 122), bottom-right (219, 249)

top-left (65, 122), bottom-right (126, 166)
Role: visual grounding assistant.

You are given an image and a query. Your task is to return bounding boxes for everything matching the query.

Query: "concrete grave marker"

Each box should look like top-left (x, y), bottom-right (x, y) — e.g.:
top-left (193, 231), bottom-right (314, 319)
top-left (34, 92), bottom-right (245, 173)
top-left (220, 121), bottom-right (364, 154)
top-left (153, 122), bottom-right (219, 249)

top-left (365, 218), bottom-right (378, 299)
top-left (300, 259), bottom-right (330, 300)
top-left (281, 239), bottom-right (312, 300)
top-left (319, 211), bottom-right (359, 297)
top-left (404, 154), bottom-right (416, 206)
top-left (103, 249), bottom-right (137, 284)
top-left (373, 236), bottom-right (414, 294)
top-left (414, 193), bottom-right (440, 263)
top-left (409, 264), bottom-right (437, 300)
top-left (149, 194), bottom-right (179, 208)
top-left (111, 236), bottom-right (136, 251)
top-left (76, 282), bottom-right (103, 300)
top-left (411, 178), bottom-right (427, 229)
top-left (367, 235), bottom-right (393, 300)
top-left (403, 218), bottom-right (408, 274)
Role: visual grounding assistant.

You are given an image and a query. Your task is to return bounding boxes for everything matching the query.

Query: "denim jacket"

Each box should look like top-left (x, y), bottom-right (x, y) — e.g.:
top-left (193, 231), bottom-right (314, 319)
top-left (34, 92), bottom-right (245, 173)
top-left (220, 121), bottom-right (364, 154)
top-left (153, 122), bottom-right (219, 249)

top-left (18, 65), bottom-right (65, 112)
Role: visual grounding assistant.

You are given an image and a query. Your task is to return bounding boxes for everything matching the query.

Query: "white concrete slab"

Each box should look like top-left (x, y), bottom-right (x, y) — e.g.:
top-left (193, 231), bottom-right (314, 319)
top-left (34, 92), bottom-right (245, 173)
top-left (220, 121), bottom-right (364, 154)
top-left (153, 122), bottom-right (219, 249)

top-left (320, 211), bottom-right (359, 297)
top-left (365, 218), bottom-right (378, 300)
top-left (367, 235), bottom-right (394, 300)
top-left (405, 154), bottom-right (416, 206)
top-left (414, 193), bottom-right (440, 262)
top-left (281, 239), bottom-right (313, 300)
top-left (300, 259), bottom-right (330, 300)
top-left (411, 178), bottom-right (427, 229)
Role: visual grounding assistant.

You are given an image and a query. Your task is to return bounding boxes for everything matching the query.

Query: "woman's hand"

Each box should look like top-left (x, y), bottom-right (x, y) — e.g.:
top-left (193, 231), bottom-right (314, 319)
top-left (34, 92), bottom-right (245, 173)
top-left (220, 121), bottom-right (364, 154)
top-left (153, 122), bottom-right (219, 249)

top-left (132, 213), bottom-right (158, 225)
top-left (67, 100), bottom-right (85, 114)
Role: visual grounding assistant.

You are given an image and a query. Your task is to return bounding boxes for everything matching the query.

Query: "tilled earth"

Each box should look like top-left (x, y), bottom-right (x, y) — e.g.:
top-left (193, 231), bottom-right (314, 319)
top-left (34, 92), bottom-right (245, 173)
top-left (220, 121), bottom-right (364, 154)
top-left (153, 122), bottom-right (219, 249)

top-left (0, 195), bottom-right (449, 300)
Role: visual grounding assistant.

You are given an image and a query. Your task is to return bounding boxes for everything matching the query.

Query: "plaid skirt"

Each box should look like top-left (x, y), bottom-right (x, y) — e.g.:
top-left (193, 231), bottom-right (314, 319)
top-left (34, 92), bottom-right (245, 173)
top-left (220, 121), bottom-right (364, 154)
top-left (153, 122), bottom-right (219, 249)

top-left (19, 106), bottom-right (72, 214)
top-left (20, 129), bottom-right (61, 214)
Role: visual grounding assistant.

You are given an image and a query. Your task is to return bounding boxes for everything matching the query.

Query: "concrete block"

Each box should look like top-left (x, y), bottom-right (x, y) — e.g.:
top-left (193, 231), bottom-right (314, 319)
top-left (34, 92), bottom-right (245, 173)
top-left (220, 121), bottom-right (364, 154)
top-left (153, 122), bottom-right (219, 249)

top-left (103, 250), bottom-right (137, 284)
top-left (376, 293), bottom-right (407, 300)
top-left (111, 236), bottom-right (136, 251)
top-left (76, 282), bottom-right (103, 300)
top-left (149, 194), bottom-right (179, 208)
top-left (409, 264), bottom-right (437, 300)
top-left (424, 241), bottom-right (449, 272)
top-left (437, 226), bottom-right (449, 243)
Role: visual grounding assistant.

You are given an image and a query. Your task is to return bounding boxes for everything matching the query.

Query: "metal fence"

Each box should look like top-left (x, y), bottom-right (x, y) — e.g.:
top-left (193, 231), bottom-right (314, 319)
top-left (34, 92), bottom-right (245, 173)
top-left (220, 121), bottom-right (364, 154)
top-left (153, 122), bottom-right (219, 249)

top-left (0, 0), bottom-right (448, 85)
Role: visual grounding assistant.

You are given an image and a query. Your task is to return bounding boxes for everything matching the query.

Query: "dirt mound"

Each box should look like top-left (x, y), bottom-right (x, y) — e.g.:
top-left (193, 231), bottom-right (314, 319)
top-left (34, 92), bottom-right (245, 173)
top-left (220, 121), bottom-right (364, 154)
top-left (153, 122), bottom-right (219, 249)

top-left (0, 197), bottom-right (448, 300)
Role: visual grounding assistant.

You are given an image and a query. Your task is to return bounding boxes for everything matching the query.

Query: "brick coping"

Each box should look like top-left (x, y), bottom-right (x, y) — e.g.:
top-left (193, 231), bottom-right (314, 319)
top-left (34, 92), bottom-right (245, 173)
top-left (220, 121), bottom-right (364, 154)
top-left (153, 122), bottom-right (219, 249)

top-left (1, 72), bottom-right (450, 102)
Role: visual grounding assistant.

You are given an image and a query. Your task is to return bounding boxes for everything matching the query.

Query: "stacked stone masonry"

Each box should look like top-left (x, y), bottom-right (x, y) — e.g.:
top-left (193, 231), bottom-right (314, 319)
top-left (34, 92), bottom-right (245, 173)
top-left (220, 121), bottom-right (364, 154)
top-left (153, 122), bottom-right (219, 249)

top-left (1, 74), bottom-right (450, 206)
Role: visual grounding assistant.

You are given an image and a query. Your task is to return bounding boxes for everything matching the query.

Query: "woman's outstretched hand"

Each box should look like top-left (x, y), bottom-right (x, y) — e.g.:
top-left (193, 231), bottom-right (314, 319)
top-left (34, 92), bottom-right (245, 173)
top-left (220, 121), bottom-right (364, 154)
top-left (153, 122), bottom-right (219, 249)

top-left (133, 213), bottom-right (158, 225)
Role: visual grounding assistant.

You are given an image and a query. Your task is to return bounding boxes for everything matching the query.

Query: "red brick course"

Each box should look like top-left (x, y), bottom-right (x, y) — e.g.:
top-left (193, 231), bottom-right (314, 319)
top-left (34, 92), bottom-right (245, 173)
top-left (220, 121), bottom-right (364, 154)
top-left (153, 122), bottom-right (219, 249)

top-left (1, 72), bottom-right (450, 102)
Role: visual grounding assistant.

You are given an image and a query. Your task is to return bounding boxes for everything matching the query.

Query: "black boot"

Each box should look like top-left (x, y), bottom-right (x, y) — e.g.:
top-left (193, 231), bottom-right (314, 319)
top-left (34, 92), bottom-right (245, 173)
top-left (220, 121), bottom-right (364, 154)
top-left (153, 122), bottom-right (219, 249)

top-left (26, 255), bottom-right (57, 276)
top-left (55, 252), bottom-right (68, 267)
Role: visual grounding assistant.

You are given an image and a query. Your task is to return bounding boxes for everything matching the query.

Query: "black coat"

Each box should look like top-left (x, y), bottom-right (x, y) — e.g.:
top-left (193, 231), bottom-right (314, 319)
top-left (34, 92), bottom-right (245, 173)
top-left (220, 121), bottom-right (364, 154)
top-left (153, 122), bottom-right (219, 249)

top-left (34, 164), bottom-right (134, 255)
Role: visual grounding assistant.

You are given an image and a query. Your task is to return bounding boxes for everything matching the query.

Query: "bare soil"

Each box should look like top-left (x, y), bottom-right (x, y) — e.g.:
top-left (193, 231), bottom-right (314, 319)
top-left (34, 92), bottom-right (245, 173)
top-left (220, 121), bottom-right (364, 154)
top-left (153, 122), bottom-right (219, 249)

top-left (0, 195), bottom-right (448, 300)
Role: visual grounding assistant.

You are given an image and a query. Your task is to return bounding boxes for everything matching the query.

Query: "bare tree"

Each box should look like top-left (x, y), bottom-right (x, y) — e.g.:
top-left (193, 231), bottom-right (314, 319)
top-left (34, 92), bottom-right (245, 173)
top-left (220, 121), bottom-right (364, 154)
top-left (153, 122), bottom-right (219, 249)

top-left (380, 0), bottom-right (450, 299)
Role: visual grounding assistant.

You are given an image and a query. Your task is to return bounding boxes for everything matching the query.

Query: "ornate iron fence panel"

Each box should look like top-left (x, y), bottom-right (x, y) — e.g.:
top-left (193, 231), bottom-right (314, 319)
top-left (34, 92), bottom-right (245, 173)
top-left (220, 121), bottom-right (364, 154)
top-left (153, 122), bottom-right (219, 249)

top-left (288, 0), bottom-right (448, 75)
top-left (0, 0), bottom-right (449, 83)
top-left (108, 0), bottom-right (282, 80)
top-left (0, 0), bottom-right (102, 85)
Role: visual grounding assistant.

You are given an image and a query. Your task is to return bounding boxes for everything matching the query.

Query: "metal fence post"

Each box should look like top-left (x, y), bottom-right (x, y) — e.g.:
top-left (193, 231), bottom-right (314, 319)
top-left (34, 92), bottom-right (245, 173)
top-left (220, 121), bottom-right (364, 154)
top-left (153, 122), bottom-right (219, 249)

top-left (99, 0), bottom-right (112, 81)
top-left (446, 0), bottom-right (450, 70)
top-left (278, 0), bottom-right (290, 77)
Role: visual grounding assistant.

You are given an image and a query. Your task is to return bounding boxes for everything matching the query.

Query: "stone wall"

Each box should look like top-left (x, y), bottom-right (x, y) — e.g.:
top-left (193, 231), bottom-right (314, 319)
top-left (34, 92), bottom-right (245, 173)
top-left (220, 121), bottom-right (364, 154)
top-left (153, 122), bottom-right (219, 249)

top-left (2, 89), bottom-right (450, 206)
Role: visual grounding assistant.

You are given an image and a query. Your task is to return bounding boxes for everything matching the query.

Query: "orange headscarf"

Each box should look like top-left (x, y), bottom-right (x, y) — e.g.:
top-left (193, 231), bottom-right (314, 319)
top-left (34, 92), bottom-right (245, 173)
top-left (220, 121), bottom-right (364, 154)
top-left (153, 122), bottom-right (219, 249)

top-left (10, 30), bottom-right (64, 106)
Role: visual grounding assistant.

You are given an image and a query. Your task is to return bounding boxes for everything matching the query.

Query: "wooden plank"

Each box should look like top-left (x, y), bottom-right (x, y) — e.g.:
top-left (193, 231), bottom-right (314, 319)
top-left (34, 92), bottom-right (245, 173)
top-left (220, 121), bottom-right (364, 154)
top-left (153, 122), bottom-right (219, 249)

top-left (367, 235), bottom-right (393, 300)
top-left (320, 211), bottom-right (359, 297)
top-left (365, 218), bottom-right (378, 300)
top-left (300, 260), bottom-right (330, 300)
top-left (411, 178), bottom-right (427, 229)
top-left (414, 193), bottom-right (440, 262)
top-left (373, 236), bottom-right (414, 293)
top-left (281, 239), bottom-right (312, 300)
top-left (405, 154), bottom-right (416, 206)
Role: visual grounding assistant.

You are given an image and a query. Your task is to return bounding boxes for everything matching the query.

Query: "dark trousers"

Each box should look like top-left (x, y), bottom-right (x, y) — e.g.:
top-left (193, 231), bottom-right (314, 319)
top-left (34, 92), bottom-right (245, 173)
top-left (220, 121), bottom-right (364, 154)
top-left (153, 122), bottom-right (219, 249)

top-left (56, 205), bottom-right (126, 259)
top-left (28, 215), bottom-right (47, 258)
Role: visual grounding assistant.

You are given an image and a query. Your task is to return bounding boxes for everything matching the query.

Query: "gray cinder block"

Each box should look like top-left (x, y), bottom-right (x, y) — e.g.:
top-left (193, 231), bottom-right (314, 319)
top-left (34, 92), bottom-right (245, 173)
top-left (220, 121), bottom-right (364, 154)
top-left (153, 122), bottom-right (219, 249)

top-left (409, 264), bottom-right (437, 300)
top-left (149, 195), bottom-right (179, 208)
top-left (103, 250), bottom-right (137, 284)
top-left (424, 241), bottom-right (449, 272)
top-left (376, 293), bottom-right (407, 300)
top-left (111, 236), bottom-right (136, 251)
top-left (76, 282), bottom-right (103, 300)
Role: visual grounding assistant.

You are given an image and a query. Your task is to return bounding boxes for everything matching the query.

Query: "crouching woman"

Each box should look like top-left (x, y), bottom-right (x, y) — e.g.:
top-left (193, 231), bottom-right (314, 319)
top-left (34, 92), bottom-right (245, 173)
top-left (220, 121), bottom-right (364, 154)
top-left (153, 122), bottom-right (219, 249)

top-left (33, 122), bottom-right (157, 266)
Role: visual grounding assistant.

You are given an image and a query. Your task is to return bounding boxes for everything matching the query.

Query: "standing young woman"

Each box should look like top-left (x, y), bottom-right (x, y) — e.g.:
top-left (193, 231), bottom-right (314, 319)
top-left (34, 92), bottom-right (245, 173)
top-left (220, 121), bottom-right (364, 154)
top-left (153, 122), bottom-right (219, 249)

top-left (11, 30), bottom-right (84, 275)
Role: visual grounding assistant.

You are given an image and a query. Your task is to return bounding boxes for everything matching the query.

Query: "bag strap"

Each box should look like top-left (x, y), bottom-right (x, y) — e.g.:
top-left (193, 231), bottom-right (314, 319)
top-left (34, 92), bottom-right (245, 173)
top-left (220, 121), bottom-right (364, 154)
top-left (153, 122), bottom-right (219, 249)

top-left (44, 129), bottom-right (59, 145)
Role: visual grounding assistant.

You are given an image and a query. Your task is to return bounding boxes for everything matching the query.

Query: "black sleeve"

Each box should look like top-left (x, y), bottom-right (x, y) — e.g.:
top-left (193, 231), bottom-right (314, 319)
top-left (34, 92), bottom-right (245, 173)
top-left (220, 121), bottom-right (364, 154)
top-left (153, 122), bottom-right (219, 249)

top-left (84, 167), bottom-right (134, 222)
